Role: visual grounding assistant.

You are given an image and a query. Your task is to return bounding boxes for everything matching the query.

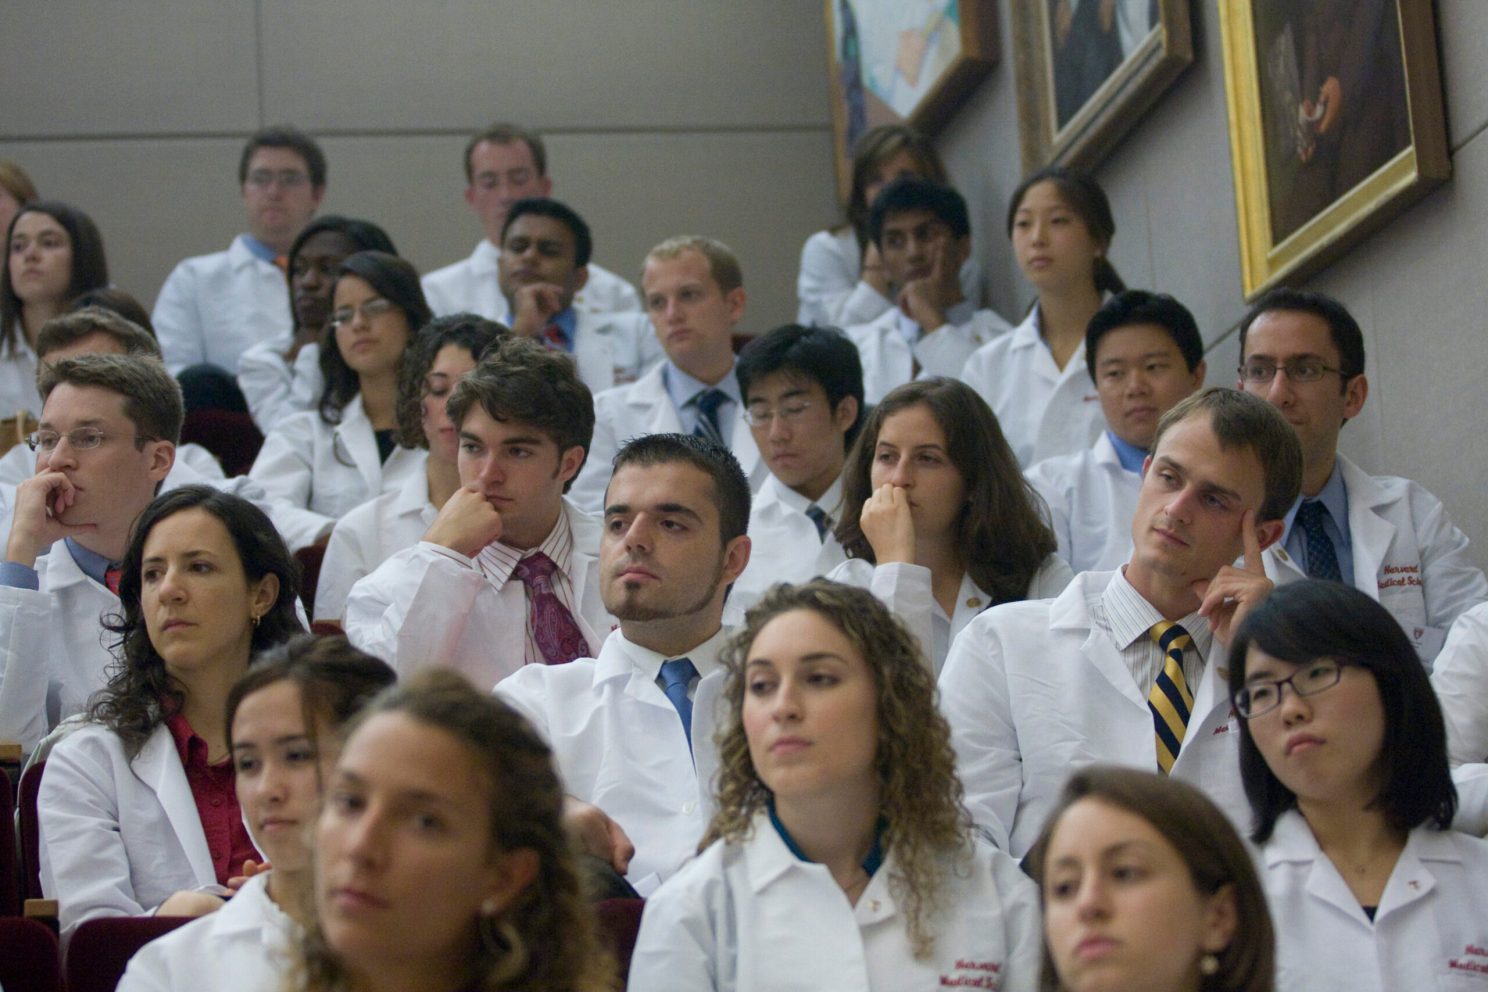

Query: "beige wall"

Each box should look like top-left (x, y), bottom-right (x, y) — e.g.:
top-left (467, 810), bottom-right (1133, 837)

top-left (938, 0), bottom-right (1488, 565)
top-left (0, 1), bottom-right (842, 332)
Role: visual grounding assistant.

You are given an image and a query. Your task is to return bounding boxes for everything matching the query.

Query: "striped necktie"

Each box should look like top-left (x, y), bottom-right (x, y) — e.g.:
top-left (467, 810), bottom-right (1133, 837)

top-left (804, 504), bottom-right (832, 542)
top-left (691, 389), bottom-right (727, 446)
top-left (1147, 621), bottom-right (1194, 774)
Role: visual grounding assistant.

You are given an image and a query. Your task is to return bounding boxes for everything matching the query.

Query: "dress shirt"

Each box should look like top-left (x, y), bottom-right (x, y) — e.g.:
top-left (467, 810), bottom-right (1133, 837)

top-left (165, 711), bottom-right (258, 886)
top-left (1280, 462), bottom-right (1354, 583)
top-left (663, 361), bottom-right (742, 446)
top-left (1091, 566), bottom-right (1212, 695)
top-left (1106, 430), bottom-right (1147, 473)
top-left (469, 511), bottom-right (583, 669)
top-left (502, 306), bottom-right (578, 352)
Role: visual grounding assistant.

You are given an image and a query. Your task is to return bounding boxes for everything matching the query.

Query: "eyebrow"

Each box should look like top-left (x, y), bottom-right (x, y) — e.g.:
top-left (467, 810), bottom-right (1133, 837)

top-left (747, 651), bottom-right (849, 668)
top-left (876, 440), bottom-right (947, 455)
top-left (335, 769), bottom-right (458, 806)
top-left (747, 387), bottom-right (810, 404)
top-left (141, 549), bottom-right (217, 565)
top-left (604, 502), bottom-right (705, 523)
top-left (232, 734), bottom-right (313, 751)
top-left (37, 416), bottom-right (109, 431)
top-left (1154, 455), bottom-right (1243, 503)
top-left (1098, 351), bottom-right (1174, 368)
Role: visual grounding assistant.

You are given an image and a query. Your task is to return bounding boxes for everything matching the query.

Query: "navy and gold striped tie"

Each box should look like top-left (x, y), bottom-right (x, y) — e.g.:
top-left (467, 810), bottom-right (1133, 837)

top-left (1148, 621), bottom-right (1194, 774)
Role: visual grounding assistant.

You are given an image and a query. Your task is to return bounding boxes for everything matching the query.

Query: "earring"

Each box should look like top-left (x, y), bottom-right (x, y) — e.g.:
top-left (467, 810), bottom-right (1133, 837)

top-left (1200, 953), bottom-right (1220, 976)
top-left (481, 897), bottom-right (499, 916)
top-left (251, 613), bottom-right (261, 629)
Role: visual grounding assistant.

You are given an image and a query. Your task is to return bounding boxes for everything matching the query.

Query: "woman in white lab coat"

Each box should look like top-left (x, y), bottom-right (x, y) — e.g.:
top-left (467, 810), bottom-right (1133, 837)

top-left (1230, 580), bottom-right (1488, 992)
top-left (118, 635), bottom-right (395, 992)
top-left (828, 378), bottom-right (1071, 672)
top-left (795, 124), bottom-right (980, 328)
top-left (1026, 766), bottom-right (1275, 992)
top-left (629, 580), bottom-right (1042, 991)
top-left (313, 313), bottom-right (507, 625)
top-left (248, 251), bottom-right (429, 546)
top-left (961, 167), bottom-right (1124, 467)
top-left (38, 486), bottom-right (304, 939)
top-left (1, 200), bottom-right (109, 418)
top-left (288, 670), bottom-right (615, 992)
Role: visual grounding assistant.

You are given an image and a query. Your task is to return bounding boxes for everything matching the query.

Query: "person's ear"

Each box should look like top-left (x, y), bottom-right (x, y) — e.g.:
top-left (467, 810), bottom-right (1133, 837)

top-left (1190, 358), bottom-right (1208, 389)
top-left (147, 440), bottom-right (176, 484)
top-left (248, 572), bottom-right (280, 624)
top-left (571, 264), bottom-right (590, 293)
top-left (1255, 518), bottom-right (1285, 552)
top-left (1200, 883), bottom-right (1239, 956)
top-left (1342, 372), bottom-right (1368, 422)
top-left (724, 286), bottom-right (747, 326)
top-left (832, 395), bottom-right (860, 435)
top-left (721, 534), bottom-right (751, 586)
top-left (481, 847), bottom-right (540, 917)
top-left (556, 445), bottom-right (586, 486)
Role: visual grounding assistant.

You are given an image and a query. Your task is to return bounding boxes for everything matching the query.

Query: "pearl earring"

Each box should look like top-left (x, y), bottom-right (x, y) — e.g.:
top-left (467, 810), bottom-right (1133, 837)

top-left (1200, 953), bottom-right (1220, 976)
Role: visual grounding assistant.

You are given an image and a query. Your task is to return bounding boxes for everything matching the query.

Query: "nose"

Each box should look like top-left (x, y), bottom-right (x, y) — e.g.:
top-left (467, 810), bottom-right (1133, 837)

top-left (155, 563), bottom-right (188, 603)
top-left (253, 757), bottom-right (291, 806)
top-left (42, 436), bottom-right (79, 472)
top-left (474, 454), bottom-right (505, 488)
top-left (1029, 218), bottom-right (1049, 246)
top-left (1277, 679), bottom-right (1312, 724)
top-left (1074, 875), bottom-right (1110, 921)
top-left (1264, 368), bottom-right (1295, 407)
top-left (767, 411), bottom-right (792, 442)
top-left (621, 515), bottom-right (654, 555)
top-left (339, 804), bottom-right (388, 869)
top-left (771, 678), bottom-right (804, 723)
top-left (887, 456), bottom-right (913, 489)
top-left (1163, 484), bottom-right (1196, 523)
top-left (1125, 369), bottom-right (1150, 397)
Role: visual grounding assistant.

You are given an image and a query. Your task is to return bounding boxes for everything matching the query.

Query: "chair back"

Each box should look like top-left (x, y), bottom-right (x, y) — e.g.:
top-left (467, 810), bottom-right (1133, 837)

top-left (593, 897), bottom-right (646, 983)
top-left (19, 760), bottom-right (45, 901)
top-left (0, 916), bottom-right (60, 992)
top-left (67, 916), bottom-right (193, 992)
top-left (0, 765), bottom-right (18, 915)
top-left (181, 409), bottom-right (264, 477)
top-left (295, 543), bottom-right (328, 618)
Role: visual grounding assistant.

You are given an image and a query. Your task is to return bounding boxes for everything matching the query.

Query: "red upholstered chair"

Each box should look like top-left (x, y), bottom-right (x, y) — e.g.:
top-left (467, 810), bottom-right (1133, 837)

top-left (67, 916), bottom-right (193, 992)
top-left (593, 897), bottom-right (646, 983)
top-left (18, 760), bottom-right (45, 902)
top-left (0, 917), bottom-right (60, 992)
top-left (0, 765), bottom-right (19, 916)
top-left (181, 409), bottom-right (265, 478)
top-left (294, 543), bottom-right (328, 618)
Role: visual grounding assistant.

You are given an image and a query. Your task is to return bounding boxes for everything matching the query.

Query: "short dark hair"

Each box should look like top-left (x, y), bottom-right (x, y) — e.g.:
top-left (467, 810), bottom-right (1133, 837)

top-left (844, 124), bottom-right (947, 243)
top-left (445, 337), bottom-right (595, 491)
top-left (68, 289), bottom-right (156, 336)
top-left (395, 313), bottom-right (510, 448)
top-left (1230, 580), bottom-right (1456, 843)
top-left (868, 177), bottom-right (970, 249)
top-left (1238, 287), bottom-right (1366, 381)
top-left (37, 306), bottom-right (159, 361)
top-left (1151, 388), bottom-right (1301, 523)
top-left (38, 353), bottom-right (184, 444)
top-left (1026, 766), bottom-right (1275, 992)
top-left (239, 125), bottom-right (327, 189)
top-left (736, 324), bottom-right (865, 449)
top-left (500, 198), bottom-right (592, 268)
top-left (1085, 290), bottom-right (1205, 382)
top-left (462, 122), bottom-right (547, 183)
top-left (1007, 166), bottom-right (1125, 296)
top-left (2, 200), bottom-right (110, 355)
top-left (318, 251), bottom-right (431, 425)
top-left (286, 216), bottom-right (398, 339)
top-left (610, 433), bottom-right (751, 544)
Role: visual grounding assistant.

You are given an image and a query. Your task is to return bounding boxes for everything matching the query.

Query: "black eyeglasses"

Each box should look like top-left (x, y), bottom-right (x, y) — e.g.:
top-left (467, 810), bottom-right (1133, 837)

top-left (1232, 659), bottom-right (1348, 718)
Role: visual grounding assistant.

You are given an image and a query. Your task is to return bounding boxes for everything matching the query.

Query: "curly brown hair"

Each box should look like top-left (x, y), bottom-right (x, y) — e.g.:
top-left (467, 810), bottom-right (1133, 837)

top-left (702, 579), bottom-right (970, 959)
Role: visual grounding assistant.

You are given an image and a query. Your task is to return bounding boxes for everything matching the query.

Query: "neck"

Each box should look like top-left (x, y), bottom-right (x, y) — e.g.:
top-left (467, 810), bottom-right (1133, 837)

top-left (347, 956), bottom-right (478, 992)
top-left (359, 374), bottom-right (400, 430)
top-left (1037, 285), bottom-right (1102, 347)
top-left (425, 455), bottom-right (463, 509)
top-left (1298, 798), bottom-right (1405, 872)
top-left (1301, 451), bottom-right (1338, 499)
top-left (774, 782), bottom-right (880, 891)
top-left (791, 464), bottom-right (842, 505)
top-left (915, 534), bottom-right (964, 581)
top-left (1123, 562), bottom-right (1201, 621)
top-left (254, 230), bottom-right (294, 256)
top-left (500, 501), bottom-right (562, 551)
top-left (20, 300), bottom-right (66, 348)
top-left (74, 526), bottom-right (132, 564)
top-left (677, 351), bottom-right (734, 387)
top-left (622, 611), bottom-right (723, 660)
top-left (265, 866), bottom-right (314, 926)
top-left (174, 654), bottom-right (250, 761)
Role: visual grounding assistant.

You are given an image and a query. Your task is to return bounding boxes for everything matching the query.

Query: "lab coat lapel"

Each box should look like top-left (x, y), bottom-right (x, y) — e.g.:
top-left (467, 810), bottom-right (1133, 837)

top-left (134, 725), bottom-right (217, 884)
top-left (1340, 456), bottom-right (1395, 599)
top-left (334, 395), bottom-right (382, 497)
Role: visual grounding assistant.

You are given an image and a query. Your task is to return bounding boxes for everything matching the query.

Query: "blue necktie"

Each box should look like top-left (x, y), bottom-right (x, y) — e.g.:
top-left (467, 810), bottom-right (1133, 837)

top-left (1296, 500), bottom-right (1343, 582)
top-left (691, 389), bottom-right (726, 446)
top-left (805, 504), bottom-right (832, 543)
top-left (660, 657), bottom-right (699, 749)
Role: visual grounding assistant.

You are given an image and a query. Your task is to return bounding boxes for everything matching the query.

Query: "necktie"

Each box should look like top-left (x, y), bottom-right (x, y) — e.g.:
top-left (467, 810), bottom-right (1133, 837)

top-left (541, 322), bottom-right (568, 352)
top-left (104, 564), bottom-right (122, 595)
top-left (1296, 500), bottom-right (1343, 582)
top-left (691, 389), bottom-right (727, 446)
top-left (1147, 621), bottom-right (1195, 774)
top-left (805, 504), bottom-right (833, 543)
top-left (512, 552), bottom-right (591, 665)
top-left (660, 657), bottom-right (699, 749)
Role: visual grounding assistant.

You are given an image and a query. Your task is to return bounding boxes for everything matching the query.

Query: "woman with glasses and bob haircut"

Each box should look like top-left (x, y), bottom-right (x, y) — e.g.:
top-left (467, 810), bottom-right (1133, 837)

top-left (249, 250), bottom-right (431, 549)
top-left (1026, 765), bottom-right (1273, 992)
top-left (1229, 579), bottom-right (1488, 992)
top-left (629, 580), bottom-right (1042, 991)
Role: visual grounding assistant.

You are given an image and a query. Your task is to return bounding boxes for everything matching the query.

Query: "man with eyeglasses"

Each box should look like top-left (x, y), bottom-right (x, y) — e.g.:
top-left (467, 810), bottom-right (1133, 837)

top-left (0, 354), bottom-right (178, 754)
top-left (727, 324), bottom-right (862, 614)
top-left (152, 126), bottom-right (326, 379)
top-left (1237, 288), bottom-right (1487, 664)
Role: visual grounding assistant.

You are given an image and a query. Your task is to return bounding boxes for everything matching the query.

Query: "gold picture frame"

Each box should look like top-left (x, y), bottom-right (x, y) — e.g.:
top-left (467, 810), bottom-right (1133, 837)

top-left (1011, 0), bottom-right (1193, 173)
top-left (1219, 0), bottom-right (1450, 299)
top-left (822, 0), bottom-right (1000, 201)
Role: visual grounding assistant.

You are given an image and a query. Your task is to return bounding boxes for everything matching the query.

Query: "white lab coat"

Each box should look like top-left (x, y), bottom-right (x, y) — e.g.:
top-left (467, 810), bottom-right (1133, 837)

top-left (314, 468), bottom-right (435, 623)
top-left (960, 307), bottom-right (1105, 468)
top-left (494, 628), bottom-right (729, 892)
top-left (39, 721), bottom-right (224, 940)
top-left (236, 339), bottom-right (322, 433)
top-left (0, 437), bottom-right (225, 488)
top-left (569, 362), bottom-right (767, 514)
top-left (1024, 433), bottom-right (1140, 574)
top-left (0, 335), bottom-right (40, 419)
top-left (729, 474), bottom-right (847, 616)
top-left (845, 306), bottom-right (1011, 405)
top-left (116, 872), bottom-right (296, 992)
top-left (628, 816), bottom-right (1042, 992)
top-left (1262, 810), bottom-right (1488, 992)
top-left (345, 499), bottom-right (611, 689)
top-left (938, 570), bottom-right (1249, 857)
top-left (0, 542), bottom-right (117, 753)
top-left (828, 555), bottom-right (1074, 676)
top-left (1263, 454), bottom-right (1488, 665)
top-left (422, 239), bottom-right (643, 317)
top-left (151, 235), bottom-right (291, 375)
top-left (1432, 602), bottom-right (1488, 765)
top-left (247, 394), bottom-right (427, 549)
top-left (794, 227), bottom-right (985, 329)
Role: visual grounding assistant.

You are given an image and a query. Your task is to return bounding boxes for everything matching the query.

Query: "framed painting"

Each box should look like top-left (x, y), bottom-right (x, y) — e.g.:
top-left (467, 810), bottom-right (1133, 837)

top-left (1220, 0), bottom-right (1449, 299)
top-left (1011, 0), bottom-right (1193, 173)
top-left (823, 0), bottom-right (1000, 200)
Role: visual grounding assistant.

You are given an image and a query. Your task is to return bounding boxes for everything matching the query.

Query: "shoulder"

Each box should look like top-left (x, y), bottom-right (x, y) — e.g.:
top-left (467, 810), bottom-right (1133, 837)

top-left (421, 254), bottom-right (474, 284)
top-left (649, 835), bottom-right (735, 908)
top-left (165, 247), bottom-right (233, 278)
top-left (824, 557), bottom-right (875, 586)
top-left (800, 227), bottom-right (853, 261)
top-left (496, 658), bottom-right (600, 702)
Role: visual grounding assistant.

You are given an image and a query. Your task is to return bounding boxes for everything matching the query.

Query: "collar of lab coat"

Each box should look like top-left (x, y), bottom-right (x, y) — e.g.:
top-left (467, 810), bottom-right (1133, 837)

top-left (757, 470), bottom-right (845, 524)
top-left (622, 362), bottom-right (762, 478)
top-left (742, 810), bottom-right (902, 925)
top-left (390, 463), bottom-right (434, 519)
top-left (43, 536), bottom-right (113, 596)
top-left (1265, 810), bottom-right (1455, 922)
top-left (203, 870), bottom-right (298, 941)
top-left (1266, 453), bottom-right (1398, 585)
top-left (593, 625), bottom-right (730, 690)
top-left (226, 234), bottom-right (273, 273)
top-left (332, 395), bottom-right (427, 498)
top-left (131, 723), bottom-right (220, 884)
top-left (472, 238), bottom-right (499, 273)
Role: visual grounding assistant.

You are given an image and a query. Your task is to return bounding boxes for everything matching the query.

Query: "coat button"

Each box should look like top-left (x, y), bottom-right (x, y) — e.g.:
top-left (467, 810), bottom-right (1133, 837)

top-left (682, 800), bottom-right (697, 815)
top-left (966, 597), bottom-right (982, 609)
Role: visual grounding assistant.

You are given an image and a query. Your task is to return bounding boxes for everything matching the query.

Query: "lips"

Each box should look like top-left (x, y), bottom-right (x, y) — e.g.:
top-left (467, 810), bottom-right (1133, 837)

top-left (330, 885), bottom-right (390, 913)
top-left (617, 565), bottom-right (659, 582)
top-left (1285, 732), bottom-right (1324, 756)
top-left (1151, 525), bottom-right (1189, 548)
top-left (161, 619), bottom-right (193, 633)
top-left (1074, 935), bottom-right (1118, 961)
top-left (771, 736), bottom-right (810, 755)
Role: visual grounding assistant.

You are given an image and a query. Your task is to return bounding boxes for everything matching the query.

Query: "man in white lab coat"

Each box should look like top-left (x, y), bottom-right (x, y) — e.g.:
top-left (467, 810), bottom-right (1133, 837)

top-left (729, 323), bottom-right (862, 613)
top-left (0, 354), bottom-right (179, 753)
top-left (152, 126), bottom-right (325, 377)
top-left (940, 388), bottom-right (1301, 856)
top-left (842, 177), bottom-right (1011, 404)
top-left (421, 122), bottom-right (641, 318)
top-left (345, 337), bottom-right (613, 690)
top-left (1026, 290), bottom-right (1206, 574)
top-left (496, 433), bottom-right (751, 893)
top-left (570, 235), bottom-right (765, 512)
top-left (1237, 288), bottom-right (1487, 663)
